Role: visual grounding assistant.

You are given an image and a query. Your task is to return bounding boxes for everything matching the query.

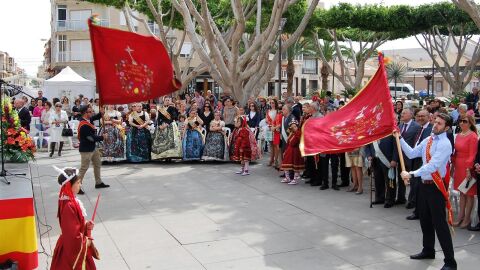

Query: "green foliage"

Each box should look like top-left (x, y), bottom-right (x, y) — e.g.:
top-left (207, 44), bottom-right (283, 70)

top-left (341, 88), bottom-right (358, 99)
top-left (449, 90), bottom-right (469, 106)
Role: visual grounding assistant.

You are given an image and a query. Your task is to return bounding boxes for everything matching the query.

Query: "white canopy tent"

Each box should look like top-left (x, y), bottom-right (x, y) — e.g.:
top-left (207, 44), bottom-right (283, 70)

top-left (44, 66), bottom-right (95, 102)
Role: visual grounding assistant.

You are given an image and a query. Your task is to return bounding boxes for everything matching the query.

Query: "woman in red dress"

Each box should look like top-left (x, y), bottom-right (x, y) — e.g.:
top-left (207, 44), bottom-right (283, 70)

top-left (51, 167), bottom-right (97, 270)
top-left (280, 120), bottom-right (305, 185)
top-left (266, 99), bottom-right (283, 168)
top-left (452, 114), bottom-right (478, 228)
top-left (231, 116), bottom-right (253, 176)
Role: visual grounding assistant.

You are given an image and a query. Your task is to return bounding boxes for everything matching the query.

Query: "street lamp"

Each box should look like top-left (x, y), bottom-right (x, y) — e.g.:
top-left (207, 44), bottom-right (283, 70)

top-left (431, 55), bottom-right (436, 96)
top-left (277, 18), bottom-right (287, 99)
top-left (166, 32), bottom-right (177, 60)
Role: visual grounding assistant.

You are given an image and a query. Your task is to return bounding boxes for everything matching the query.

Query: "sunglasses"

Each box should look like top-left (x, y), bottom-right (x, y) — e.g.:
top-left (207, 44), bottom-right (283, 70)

top-left (55, 105), bottom-right (62, 107)
top-left (460, 119), bottom-right (469, 124)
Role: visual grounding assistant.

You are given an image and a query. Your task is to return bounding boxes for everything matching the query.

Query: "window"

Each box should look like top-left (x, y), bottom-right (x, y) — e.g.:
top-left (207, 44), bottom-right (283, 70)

top-left (281, 69), bottom-right (287, 79)
top-left (57, 5), bottom-right (67, 28)
top-left (57, 35), bottom-right (67, 62)
top-left (70, 10), bottom-right (92, 30)
top-left (309, 80), bottom-right (318, 91)
top-left (180, 42), bottom-right (192, 58)
top-left (302, 58), bottom-right (317, 74)
top-left (436, 81), bottom-right (443, 92)
top-left (71, 40), bottom-right (92, 62)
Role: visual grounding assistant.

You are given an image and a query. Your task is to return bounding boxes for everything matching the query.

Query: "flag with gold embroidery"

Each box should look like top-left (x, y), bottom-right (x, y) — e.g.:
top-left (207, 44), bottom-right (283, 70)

top-left (88, 16), bottom-right (181, 105)
top-left (300, 53), bottom-right (397, 156)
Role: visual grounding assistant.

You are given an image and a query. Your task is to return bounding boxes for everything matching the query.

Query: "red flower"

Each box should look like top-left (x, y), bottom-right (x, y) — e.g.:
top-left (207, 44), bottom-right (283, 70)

top-left (6, 137), bottom-right (15, 145)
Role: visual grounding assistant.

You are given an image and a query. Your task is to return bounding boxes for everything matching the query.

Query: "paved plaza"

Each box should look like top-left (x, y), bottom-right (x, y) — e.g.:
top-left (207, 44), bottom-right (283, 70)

top-left (29, 151), bottom-right (480, 270)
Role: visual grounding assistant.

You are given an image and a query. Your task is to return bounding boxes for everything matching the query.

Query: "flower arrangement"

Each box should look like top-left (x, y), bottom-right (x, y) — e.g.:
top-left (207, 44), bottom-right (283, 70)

top-left (1, 96), bottom-right (36, 162)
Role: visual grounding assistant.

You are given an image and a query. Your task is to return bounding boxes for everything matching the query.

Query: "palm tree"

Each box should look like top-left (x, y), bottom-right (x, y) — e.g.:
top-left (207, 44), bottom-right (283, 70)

top-left (318, 40), bottom-right (335, 92)
top-left (386, 62), bottom-right (407, 100)
top-left (286, 36), bottom-right (315, 97)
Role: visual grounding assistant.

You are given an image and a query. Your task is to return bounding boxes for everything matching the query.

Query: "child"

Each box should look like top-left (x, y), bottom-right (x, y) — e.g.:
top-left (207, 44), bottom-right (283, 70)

top-left (258, 118), bottom-right (269, 153)
top-left (51, 166), bottom-right (98, 269)
top-left (177, 114), bottom-right (187, 138)
top-left (280, 120), bottom-right (305, 185)
top-left (231, 116), bottom-right (253, 176)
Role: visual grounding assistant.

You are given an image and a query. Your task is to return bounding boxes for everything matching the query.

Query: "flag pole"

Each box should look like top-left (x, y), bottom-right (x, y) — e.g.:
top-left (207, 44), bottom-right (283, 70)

top-left (393, 132), bottom-right (408, 186)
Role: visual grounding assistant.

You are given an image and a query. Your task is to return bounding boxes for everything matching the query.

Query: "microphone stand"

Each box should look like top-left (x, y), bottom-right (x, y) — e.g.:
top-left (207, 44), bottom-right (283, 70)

top-left (0, 80), bottom-right (27, 185)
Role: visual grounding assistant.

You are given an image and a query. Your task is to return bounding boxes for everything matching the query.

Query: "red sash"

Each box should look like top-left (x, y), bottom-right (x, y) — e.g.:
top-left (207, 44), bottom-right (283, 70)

top-left (77, 119), bottom-right (96, 140)
top-left (425, 136), bottom-right (453, 226)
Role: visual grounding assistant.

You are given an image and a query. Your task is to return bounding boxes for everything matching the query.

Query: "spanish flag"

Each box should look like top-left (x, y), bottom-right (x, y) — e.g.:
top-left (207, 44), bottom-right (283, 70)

top-left (0, 198), bottom-right (38, 269)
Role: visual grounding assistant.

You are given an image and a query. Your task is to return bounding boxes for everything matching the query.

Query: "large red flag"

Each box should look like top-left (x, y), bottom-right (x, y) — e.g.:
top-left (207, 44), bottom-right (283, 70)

top-left (88, 17), bottom-right (181, 105)
top-left (300, 54), bottom-right (397, 156)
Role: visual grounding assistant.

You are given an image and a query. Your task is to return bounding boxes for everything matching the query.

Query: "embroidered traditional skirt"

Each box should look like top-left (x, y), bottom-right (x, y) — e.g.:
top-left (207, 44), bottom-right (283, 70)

top-left (202, 131), bottom-right (226, 161)
top-left (182, 129), bottom-right (204, 160)
top-left (151, 122), bottom-right (182, 159)
top-left (100, 124), bottom-right (126, 162)
top-left (126, 127), bottom-right (151, 162)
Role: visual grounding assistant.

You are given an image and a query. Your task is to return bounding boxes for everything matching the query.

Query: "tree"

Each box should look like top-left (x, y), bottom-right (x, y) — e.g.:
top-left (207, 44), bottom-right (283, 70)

top-left (318, 40), bottom-right (335, 91)
top-left (168, 0), bottom-right (319, 104)
top-left (452, 0), bottom-right (480, 29)
top-left (386, 62), bottom-right (407, 100)
top-left (415, 3), bottom-right (480, 94)
top-left (285, 37), bottom-right (315, 96)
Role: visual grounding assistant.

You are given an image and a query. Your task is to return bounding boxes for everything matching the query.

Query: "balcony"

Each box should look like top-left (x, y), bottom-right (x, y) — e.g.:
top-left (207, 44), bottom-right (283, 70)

top-left (56, 51), bottom-right (92, 63)
top-left (56, 19), bottom-right (109, 32)
top-left (302, 67), bottom-right (317, 74)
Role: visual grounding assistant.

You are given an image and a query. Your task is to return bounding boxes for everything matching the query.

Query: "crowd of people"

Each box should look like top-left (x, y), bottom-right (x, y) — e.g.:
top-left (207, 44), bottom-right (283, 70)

top-left (13, 87), bottom-right (480, 270)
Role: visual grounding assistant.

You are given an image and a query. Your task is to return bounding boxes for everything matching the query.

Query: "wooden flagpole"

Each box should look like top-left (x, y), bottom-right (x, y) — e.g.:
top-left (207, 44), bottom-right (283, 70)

top-left (393, 132), bottom-right (409, 186)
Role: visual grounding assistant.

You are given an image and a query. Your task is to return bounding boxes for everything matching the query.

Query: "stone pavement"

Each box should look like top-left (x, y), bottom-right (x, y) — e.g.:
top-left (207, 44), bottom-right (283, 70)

top-left (30, 151), bottom-right (480, 270)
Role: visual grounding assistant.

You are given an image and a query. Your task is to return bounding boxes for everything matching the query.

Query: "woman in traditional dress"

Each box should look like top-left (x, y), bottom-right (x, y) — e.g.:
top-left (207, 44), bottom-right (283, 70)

top-left (182, 110), bottom-right (204, 160)
top-left (49, 102), bottom-right (69, 157)
top-left (100, 105), bottom-right (125, 162)
top-left (280, 120), bottom-right (304, 185)
top-left (151, 97), bottom-right (183, 160)
top-left (202, 111), bottom-right (227, 161)
top-left (266, 99), bottom-right (282, 167)
top-left (50, 167), bottom-right (97, 270)
top-left (126, 103), bottom-right (151, 162)
top-left (230, 116), bottom-right (253, 175)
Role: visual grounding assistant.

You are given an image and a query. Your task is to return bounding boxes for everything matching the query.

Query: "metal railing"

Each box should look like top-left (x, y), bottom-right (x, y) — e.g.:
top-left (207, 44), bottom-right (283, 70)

top-left (302, 67), bottom-right (317, 74)
top-left (56, 51), bottom-right (93, 63)
top-left (56, 19), bottom-right (109, 31)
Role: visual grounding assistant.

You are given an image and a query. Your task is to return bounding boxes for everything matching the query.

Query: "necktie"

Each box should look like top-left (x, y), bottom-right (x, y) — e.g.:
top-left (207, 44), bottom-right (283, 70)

top-left (401, 124), bottom-right (408, 136)
top-left (414, 127), bottom-right (424, 146)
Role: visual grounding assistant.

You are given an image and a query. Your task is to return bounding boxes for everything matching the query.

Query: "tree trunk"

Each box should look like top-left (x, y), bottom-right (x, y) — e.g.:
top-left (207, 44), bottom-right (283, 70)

top-left (321, 63), bottom-right (329, 91)
top-left (287, 57), bottom-right (295, 97)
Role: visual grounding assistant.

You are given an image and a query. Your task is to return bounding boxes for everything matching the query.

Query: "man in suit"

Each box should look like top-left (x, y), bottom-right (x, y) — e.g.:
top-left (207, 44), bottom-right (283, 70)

top-left (406, 109), bottom-right (433, 220)
top-left (365, 136), bottom-right (398, 206)
top-left (389, 108), bottom-right (421, 207)
top-left (14, 99), bottom-right (31, 131)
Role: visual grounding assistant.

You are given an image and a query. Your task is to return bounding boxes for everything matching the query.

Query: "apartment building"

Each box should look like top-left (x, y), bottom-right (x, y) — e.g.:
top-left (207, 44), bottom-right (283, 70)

top-left (47, 0), bottom-right (157, 82)
top-left (0, 51), bottom-right (19, 79)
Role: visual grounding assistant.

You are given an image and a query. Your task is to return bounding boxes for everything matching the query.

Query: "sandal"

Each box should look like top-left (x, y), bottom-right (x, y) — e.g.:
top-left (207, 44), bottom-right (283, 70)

top-left (347, 186), bottom-right (358, 192)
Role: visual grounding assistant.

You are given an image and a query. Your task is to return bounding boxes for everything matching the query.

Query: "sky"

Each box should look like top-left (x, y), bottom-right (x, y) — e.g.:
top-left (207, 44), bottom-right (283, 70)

top-left (0, 0), bottom-right (449, 76)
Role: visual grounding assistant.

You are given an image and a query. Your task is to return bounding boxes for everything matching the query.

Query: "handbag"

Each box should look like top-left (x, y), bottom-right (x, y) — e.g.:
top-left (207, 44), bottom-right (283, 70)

top-left (458, 168), bottom-right (477, 194)
top-left (61, 123), bottom-right (73, 137)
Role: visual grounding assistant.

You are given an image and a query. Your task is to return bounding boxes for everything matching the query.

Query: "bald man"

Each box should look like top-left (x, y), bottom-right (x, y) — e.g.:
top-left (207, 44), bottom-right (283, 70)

top-left (14, 99), bottom-right (31, 131)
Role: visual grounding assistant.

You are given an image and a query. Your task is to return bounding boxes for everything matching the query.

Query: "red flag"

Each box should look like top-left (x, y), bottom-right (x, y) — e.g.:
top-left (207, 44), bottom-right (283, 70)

top-left (88, 17), bottom-right (181, 105)
top-left (300, 54), bottom-right (397, 156)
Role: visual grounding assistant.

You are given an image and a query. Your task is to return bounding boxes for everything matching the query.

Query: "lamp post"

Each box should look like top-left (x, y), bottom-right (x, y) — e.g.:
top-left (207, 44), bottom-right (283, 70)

top-left (331, 55), bottom-right (336, 94)
top-left (431, 55), bottom-right (436, 96)
top-left (166, 32), bottom-right (177, 60)
top-left (277, 18), bottom-right (287, 99)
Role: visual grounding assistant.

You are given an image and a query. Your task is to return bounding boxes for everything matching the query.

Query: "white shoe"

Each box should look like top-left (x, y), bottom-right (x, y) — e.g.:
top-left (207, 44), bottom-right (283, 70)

top-left (280, 178), bottom-right (291, 183)
top-left (288, 179), bottom-right (299, 185)
top-left (241, 171), bottom-right (250, 176)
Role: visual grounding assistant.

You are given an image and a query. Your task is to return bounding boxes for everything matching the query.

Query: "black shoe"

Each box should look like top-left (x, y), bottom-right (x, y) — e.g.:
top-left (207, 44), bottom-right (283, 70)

top-left (49, 152), bottom-right (54, 158)
top-left (319, 185), bottom-right (329, 190)
top-left (440, 265), bottom-right (457, 270)
top-left (58, 152), bottom-right (62, 157)
top-left (410, 252), bottom-right (435, 260)
top-left (468, 224), bottom-right (480, 231)
top-left (310, 183), bottom-right (321, 187)
top-left (384, 202), bottom-right (394, 208)
top-left (406, 214), bottom-right (419, 220)
top-left (305, 180), bottom-right (312, 184)
top-left (405, 202), bottom-right (415, 209)
top-left (395, 200), bottom-right (406, 205)
top-left (78, 188), bottom-right (85, 195)
top-left (332, 185), bottom-right (339, 191)
top-left (95, 182), bottom-right (110, 189)
top-left (372, 200), bottom-right (385, 205)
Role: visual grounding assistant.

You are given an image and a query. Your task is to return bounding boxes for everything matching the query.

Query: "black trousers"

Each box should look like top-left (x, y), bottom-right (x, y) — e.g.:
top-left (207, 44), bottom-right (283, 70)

top-left (319, 155), bottom-right (329, 187)
top-left (327, 154), bottom-right (339, 187)
top-left (418, 183), bottom-right (456, 267)
top-left (339, 154), bottom-right (350, 185)
top-left (386, 167), bottom-right (407, 204)
top-left (308, 156), bottom-right (321, 186)
top-left (409, 177), bottom-right (421, 216)
top-left (372, 158), bottom-right (387, 202)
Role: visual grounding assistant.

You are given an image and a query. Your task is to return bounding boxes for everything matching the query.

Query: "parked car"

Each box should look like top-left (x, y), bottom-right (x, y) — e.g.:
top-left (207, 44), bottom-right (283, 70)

top-left (389, 83), bottom-right (414, 98)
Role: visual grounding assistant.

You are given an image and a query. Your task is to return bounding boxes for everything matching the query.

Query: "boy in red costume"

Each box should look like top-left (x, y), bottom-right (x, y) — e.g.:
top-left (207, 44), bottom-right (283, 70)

top-left (280, 120), bottom-right (305, 185)
top-left (231, 116), bottom-right (253, 176)
top-left (50, 166), bottom-right (98, 270)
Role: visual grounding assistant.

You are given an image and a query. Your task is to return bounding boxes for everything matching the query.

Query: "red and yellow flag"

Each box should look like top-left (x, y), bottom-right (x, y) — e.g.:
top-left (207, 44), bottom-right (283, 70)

top-left (301, 54), bottom-right (397, 155)
top-left (0, 198), bottom-right (38, 269)
top-left (88, 16), bottom-right (181, 105)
